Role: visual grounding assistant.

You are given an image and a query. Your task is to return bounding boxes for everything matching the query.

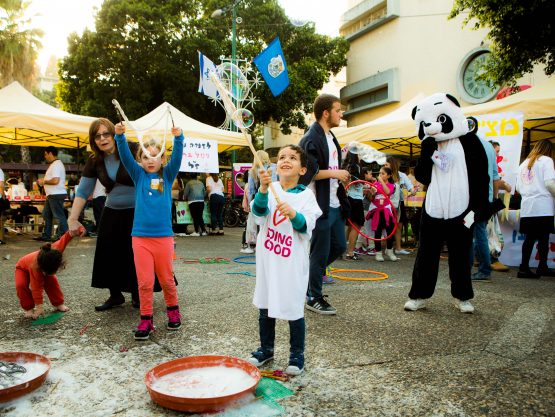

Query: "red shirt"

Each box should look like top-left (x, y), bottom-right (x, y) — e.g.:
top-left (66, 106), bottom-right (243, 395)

top-left (15, 232), bottom-right (73, 305)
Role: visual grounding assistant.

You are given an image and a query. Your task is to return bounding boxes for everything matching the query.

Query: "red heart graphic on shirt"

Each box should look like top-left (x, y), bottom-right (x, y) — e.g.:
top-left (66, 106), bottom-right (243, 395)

top-left (273, 210), bottom-right (287, 227)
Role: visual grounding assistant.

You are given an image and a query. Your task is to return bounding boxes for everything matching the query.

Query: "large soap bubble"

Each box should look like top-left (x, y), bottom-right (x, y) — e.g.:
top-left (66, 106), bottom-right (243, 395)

top-left (232, 108), bottom-right (254, 129)
top-left (289, 17), bottom-right (309, 27)
top-left (216, 62), bottom-right (250, 102)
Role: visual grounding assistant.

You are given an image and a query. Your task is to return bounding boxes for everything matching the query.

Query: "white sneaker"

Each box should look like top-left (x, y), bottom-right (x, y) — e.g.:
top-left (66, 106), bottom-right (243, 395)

top-left (395, 249), bottom-right (411, 255)
top-left (404, 299), bottom-right (426, 311)
top-left (190, 232), bottom-right (200, 237)
top-left (375, 252), bottom-right (384, 262)
top-left (200, 231), bottom-right (208, 236)
top-left (384, 249), bottom-right (398, 261)
top-left (455, 299), bottom-right (475, 314)
top-left (240, 247), bottom-right (255, 254)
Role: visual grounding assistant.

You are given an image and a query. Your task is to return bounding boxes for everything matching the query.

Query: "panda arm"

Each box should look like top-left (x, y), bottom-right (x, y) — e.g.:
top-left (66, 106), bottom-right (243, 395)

top-left (414, 137), bottom-right (437, 185)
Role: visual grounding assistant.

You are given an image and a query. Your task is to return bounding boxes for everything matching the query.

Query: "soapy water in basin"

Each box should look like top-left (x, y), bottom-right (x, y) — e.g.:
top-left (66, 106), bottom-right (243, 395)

top-left (0, 361), bottom-right (49, 389)
top-left (151, 366), bottom-right (257, 398)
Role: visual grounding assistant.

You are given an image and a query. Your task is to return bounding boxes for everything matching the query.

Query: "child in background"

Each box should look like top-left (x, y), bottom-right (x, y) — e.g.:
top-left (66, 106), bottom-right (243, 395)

top-left (367, 166), bottom-right (398, 262)
top-left (15, 229), bottom-right (81, 319)
top-left (248, 145), bottom-right (322, 376)
top-left (354, 167), bottom-right (377, 256)
top-left (114, 123), bottom-right (184, 340)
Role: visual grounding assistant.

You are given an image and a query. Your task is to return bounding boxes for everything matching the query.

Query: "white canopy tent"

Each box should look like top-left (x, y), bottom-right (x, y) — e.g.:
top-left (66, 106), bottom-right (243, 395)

top-left (125, 102), bottom-right (247, 152)
top-left (0, 81), bottom-right (95, 148)
top-left (0, 82), bottom-right (248, 153)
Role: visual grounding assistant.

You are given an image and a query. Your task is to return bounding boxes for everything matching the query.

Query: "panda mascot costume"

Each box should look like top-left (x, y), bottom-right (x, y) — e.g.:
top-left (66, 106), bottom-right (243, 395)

top-left (404, 93), bottom-right (503, 313)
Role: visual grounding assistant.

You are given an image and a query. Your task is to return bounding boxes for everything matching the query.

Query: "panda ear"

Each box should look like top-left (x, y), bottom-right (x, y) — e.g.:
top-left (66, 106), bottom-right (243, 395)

top-left (445, 94), bottom-right (461, 108)
top-left (411, 106), bottom-right (418, 120)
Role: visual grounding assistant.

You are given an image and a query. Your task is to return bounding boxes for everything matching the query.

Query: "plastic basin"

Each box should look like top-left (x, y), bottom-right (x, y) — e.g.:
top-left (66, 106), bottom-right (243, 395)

top-left (0, 352), bottom-right (51, 403)
top-left (145, 355), bottom-right (261, 413)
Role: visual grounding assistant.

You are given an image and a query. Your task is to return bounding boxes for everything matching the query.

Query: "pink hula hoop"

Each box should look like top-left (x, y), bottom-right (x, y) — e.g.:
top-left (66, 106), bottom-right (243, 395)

top-left (345, 179), bottom-right (398, 242)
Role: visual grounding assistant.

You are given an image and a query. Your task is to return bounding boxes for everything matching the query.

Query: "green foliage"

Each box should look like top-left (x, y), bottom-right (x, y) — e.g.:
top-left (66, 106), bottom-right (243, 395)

top-left (58, 0), bottom-right (348, 133)
top-left (0, 0), bottom-right (43, 88)
top-left (450, 0), bottom-right (554, 85)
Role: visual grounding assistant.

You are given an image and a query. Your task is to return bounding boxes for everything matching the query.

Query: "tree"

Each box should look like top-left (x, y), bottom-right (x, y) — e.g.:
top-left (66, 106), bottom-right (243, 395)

top-left (0, 0), bottom-right (42, 89)
top-left (449, 0), bottom-right (554, 86)
top-left (58, 0), bottom-right (348, 135)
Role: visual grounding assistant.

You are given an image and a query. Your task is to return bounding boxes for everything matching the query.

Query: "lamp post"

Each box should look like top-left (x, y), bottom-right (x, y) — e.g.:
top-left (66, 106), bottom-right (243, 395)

top-left (211, 0), bottom-right (243, 197)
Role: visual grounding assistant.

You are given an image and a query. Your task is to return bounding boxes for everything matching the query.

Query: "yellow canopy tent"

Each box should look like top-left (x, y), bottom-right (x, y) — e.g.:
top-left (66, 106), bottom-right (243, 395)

top-left (124, 102), bottom-right (247, 153)
top-left (334, 77), bottom-right (555, 157)
top-left (0, 81), bottom-right (95, 148)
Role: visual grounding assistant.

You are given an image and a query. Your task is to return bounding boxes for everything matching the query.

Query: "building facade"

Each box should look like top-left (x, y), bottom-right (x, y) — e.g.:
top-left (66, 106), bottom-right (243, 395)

top-left (340, 0), bottom-right (549, 127)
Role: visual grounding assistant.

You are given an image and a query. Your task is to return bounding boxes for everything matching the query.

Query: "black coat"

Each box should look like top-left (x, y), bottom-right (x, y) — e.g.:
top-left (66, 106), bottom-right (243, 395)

top-left (299, 122), bottom-right (350, 219)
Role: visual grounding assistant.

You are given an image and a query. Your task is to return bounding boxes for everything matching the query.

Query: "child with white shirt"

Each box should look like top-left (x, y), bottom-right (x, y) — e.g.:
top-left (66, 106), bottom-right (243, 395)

top-left (247, 145), bottom-right (322, 376)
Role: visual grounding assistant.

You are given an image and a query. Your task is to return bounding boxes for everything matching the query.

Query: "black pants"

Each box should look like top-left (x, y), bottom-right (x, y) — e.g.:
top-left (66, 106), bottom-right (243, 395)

top-left (188, 201), bottom-right (206, 234)
top-left (409, 210), bottom-right (474, 301)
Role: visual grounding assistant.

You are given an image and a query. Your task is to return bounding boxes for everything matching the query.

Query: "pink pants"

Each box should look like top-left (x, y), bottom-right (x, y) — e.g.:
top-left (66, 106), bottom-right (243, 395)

top-left (132, 236), bottom-right (178, 316)
top-left (15, 268), bottom-right (64, 310)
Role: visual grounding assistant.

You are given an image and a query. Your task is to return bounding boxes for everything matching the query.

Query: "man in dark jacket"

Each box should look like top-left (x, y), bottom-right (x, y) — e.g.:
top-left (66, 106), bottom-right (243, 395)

top-left (299, 94), bottom-right (350, 315)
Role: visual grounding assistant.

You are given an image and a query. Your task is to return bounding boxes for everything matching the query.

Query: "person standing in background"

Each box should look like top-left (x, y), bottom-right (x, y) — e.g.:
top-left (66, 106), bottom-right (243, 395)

top-left (34, 147), bottom-right (68, 242)
top-left (183, 173), bottom-right (208, 236)
top-left (299, 94), bottom-right (350, 315)
top-left (515, 140), bottom-right (555, 278)
top-left (206, 173), bottom-right (225, 235)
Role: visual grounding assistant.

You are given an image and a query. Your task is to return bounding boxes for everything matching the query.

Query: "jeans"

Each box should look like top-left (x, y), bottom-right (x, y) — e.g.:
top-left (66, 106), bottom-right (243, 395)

top-left (209, 194), bottom-right (225, 229)
top-left (258, 309), bottom-right (305, 359)
top-left (308, 207), bottom-right (347, 299)
top-left (472, 220), bottom-right (491, 276)
top-left (42, 193), bottom-right (68, 238)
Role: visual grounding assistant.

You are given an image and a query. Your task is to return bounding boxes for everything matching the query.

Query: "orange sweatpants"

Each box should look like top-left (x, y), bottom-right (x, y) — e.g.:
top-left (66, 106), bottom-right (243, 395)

top-left (132, 236), bottom-right (178, 316)
top-left (15, 268), bottom-right (64, 310)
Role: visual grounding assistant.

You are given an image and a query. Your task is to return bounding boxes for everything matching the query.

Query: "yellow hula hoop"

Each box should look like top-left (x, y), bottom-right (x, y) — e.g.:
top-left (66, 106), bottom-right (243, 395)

top-left (328, 268), bottom-right (389, 281)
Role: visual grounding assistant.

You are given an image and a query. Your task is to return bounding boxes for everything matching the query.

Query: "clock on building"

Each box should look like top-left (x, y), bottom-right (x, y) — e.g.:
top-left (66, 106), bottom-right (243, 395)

top-left (457, 48), bottom-right (500, 104)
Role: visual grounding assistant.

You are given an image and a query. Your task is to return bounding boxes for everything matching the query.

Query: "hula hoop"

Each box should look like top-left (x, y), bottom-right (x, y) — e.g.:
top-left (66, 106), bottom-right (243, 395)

top-left (233, 255), bottom-right (256, 265)
top-left (345, 179), bottom-right (397, 242)
top-left (328, 267), bottom-right (389, 281)
top-left (183, 257), bottom-right (230, 264)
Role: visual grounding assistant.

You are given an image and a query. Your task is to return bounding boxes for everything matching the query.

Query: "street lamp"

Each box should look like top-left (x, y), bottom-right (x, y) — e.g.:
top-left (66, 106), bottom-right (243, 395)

top-left (211, 0), bottom-right (244, 197)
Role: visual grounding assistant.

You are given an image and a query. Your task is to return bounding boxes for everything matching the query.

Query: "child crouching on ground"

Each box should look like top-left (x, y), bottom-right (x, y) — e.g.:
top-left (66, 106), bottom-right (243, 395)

top-left (15, 229), bottom-right (82, 319)
top-left (247, 145), bottom-right (322, 376)
top-left (114, 122), bottom-right (184, 341)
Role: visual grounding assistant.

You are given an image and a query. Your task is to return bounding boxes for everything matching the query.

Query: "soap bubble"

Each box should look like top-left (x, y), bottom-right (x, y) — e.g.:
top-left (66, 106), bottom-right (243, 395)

top-left (232, 108), bottom-right (254, 129)
top-left (216, 62), bottom-right (250, 102)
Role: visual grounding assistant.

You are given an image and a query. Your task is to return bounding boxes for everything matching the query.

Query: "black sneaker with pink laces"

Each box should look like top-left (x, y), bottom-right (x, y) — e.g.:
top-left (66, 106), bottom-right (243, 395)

top-left (134, 315), bottom-right (154, 340)
top-left (166, 305), bottom-right (182, 330)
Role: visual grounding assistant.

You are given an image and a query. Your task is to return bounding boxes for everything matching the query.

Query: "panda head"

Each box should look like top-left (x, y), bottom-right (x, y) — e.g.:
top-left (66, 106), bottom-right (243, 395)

top-left (411, 93), bottom-right (470, 142)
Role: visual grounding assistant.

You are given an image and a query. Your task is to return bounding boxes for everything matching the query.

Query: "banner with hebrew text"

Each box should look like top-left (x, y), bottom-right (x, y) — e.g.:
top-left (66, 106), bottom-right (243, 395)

top-left (179, 138), bottom-right (219, 173)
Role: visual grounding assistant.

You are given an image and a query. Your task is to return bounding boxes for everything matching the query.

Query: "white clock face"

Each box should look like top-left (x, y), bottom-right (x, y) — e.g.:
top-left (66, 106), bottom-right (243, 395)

top-left (462, 52), bottom-right (495, 100)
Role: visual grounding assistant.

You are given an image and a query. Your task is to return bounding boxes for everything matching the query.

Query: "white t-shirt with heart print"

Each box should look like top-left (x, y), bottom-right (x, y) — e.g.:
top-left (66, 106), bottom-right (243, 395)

top-left (252, 182), bottom-right (322, 321)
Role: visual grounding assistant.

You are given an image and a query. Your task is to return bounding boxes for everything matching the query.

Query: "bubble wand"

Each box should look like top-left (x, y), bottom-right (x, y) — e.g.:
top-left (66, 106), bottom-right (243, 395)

top-left (208, 69), bottom-right (280, 203)
top-left (111, 99), bottom-right (170, 160)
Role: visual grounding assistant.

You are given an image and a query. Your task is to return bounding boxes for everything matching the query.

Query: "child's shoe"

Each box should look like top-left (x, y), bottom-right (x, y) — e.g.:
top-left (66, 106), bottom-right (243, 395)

top-left (375, 251), bottom-right (384, 262)
top-left (247, 348), bottom-right (274, 367)
top-left (166, 305), bottom-right (181, 330)
top-left (285, 354), bottom-right (304, 376)
top-left (134, 315), bottom-right (154, 340)
top-left (384, 249), bottom-right (398, 261)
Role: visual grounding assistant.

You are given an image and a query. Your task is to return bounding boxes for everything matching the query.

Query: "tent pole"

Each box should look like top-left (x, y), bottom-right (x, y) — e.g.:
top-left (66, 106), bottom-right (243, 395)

top-left (77, 137), bottom-right (80, 170)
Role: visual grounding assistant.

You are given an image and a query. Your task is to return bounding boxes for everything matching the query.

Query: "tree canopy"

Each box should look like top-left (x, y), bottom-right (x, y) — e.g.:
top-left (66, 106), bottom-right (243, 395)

top-left (0, 0), bottom-right (42, 89)
top-left (58, 0), bottom-right (348, 134)
top-left (450, 0), bottom-right (554, 86)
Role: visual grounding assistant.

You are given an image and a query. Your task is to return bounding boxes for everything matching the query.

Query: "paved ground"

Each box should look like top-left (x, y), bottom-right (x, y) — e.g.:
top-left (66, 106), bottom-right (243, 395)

top-left (0, 229), bottom-right (554, 416)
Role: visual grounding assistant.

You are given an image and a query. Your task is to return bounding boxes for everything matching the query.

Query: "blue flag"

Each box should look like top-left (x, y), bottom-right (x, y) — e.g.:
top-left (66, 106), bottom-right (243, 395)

top-left (253, 37), bottom-right (289, 97)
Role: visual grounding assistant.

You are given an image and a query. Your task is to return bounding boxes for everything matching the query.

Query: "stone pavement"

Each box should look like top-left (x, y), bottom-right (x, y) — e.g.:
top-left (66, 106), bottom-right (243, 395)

top-left (0, 230), bottom-right (553, 416)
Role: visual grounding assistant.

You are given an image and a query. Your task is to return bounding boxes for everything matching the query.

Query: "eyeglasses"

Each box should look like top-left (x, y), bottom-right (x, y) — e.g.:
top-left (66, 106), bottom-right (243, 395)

top-left (94, 132), bottom-right (112, 140)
